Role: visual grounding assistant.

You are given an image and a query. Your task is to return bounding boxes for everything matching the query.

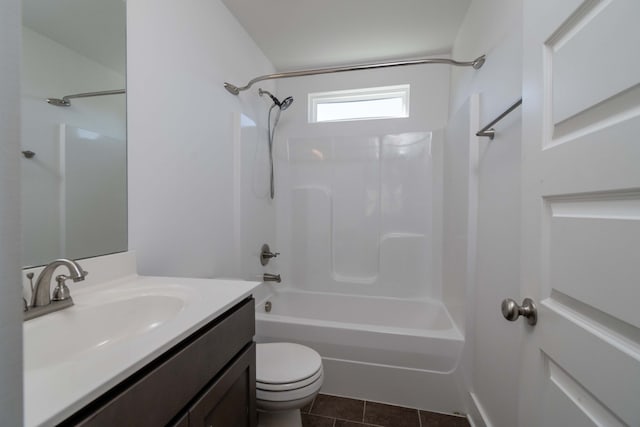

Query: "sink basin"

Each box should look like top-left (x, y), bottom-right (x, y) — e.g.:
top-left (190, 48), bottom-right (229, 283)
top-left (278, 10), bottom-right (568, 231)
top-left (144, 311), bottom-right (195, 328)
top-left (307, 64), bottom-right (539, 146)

top-left (24, 286), bottom-right (187, 371)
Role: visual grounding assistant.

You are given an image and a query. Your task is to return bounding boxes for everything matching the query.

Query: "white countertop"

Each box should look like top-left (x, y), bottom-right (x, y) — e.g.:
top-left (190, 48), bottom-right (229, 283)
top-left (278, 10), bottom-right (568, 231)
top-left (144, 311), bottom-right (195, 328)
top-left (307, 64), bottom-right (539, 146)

top-left (23, 253), bottom-right (259, 427)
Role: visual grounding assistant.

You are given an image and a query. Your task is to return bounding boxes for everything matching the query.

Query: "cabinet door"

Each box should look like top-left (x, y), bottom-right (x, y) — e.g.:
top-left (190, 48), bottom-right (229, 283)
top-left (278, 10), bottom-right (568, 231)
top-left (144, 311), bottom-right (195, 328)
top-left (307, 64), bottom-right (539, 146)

top-left (189, 343), bottom-right (257, 427)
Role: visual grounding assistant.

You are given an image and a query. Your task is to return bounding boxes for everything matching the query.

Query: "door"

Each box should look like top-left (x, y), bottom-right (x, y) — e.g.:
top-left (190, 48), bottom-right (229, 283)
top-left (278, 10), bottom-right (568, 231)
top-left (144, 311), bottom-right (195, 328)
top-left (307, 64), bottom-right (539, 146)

top-left (519, 0), bottom-right (640, 426)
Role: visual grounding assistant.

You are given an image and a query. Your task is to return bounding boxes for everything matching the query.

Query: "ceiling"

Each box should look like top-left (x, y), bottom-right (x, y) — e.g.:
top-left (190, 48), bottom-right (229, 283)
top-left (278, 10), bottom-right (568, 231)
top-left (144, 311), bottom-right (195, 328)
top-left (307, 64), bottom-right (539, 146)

top-left (221, 0), bottom-right (472, 71)
top-left (23, 0), bottom-right (126, 75)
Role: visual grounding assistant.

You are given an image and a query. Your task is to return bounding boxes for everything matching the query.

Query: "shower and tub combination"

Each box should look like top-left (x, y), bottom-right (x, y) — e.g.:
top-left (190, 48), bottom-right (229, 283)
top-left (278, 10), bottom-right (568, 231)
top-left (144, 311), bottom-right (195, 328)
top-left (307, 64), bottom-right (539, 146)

top-left (229, 56), bottom-right (485, 414)
top-left (246, 127), bottom-right (463, 412)
top-left (253, 129), bottom-right (464, 413)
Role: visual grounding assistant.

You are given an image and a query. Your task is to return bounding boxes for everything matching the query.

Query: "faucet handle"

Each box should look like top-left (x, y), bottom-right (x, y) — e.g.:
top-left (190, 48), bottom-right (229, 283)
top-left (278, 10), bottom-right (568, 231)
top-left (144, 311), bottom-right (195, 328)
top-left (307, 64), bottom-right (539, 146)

top-left (52, 275), bottom-right (72, 301)
top-left (26, 272), bottom-right (34, 292)
top-left (260, 244), bottom-right (280, 266)
top-left (21, 272), bottom-right (35, 311)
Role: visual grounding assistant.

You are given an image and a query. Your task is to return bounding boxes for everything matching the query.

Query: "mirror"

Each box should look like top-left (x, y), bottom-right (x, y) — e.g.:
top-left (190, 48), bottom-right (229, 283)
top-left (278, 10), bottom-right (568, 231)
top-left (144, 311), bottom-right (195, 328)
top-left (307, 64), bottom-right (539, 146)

top-left (21, 0), bottom-right (127, 267)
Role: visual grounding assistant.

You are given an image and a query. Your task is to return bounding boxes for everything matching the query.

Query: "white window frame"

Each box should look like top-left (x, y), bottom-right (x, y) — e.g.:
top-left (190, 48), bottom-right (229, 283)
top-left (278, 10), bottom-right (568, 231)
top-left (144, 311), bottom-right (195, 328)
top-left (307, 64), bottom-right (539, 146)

top-left (308, 84), bottom-right (410, 123)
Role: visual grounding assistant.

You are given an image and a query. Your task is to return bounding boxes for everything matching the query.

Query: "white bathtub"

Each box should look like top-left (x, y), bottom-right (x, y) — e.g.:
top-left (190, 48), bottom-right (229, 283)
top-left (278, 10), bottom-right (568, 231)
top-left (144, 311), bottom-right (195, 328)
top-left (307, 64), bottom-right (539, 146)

top-left (254, 287), bottom-right (465, 413)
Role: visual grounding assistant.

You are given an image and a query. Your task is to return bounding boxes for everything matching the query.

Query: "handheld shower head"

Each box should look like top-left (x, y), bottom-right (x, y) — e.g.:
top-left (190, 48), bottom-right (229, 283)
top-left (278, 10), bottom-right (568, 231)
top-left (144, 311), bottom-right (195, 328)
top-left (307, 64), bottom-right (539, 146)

top-left (280, 96), bottom-right (294, 110)
top-left (259, 88), bottom-right (294, 200)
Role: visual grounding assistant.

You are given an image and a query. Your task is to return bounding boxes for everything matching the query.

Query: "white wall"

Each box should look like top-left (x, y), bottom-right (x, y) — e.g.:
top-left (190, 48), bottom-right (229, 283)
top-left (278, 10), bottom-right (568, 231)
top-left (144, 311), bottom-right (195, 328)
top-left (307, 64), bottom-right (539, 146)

top-left (446, 1), bottom-right (523, 426)
top-left (273, 64), bottom-right (449, 298)
top-left (0, 0), bottom-right (23, 423)
top-left (127, 0), bottom-right (277, 279)
top-left (21, 27), bottom-right (126, 267)
top-left (450, 0), bottom-right (522, 115)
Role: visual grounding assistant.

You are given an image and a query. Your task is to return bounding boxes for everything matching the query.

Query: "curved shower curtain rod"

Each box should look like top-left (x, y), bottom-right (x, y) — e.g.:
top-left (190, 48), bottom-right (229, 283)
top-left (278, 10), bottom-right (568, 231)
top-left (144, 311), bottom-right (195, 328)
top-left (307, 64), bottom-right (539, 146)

top-left (224, 55), bottom-right (486, 95)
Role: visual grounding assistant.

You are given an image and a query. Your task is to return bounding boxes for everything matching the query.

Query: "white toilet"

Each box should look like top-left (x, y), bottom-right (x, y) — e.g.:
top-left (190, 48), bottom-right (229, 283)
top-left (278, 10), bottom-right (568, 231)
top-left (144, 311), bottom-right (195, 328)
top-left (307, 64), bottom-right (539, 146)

top-left (256, 342), bottom-right (324, 427)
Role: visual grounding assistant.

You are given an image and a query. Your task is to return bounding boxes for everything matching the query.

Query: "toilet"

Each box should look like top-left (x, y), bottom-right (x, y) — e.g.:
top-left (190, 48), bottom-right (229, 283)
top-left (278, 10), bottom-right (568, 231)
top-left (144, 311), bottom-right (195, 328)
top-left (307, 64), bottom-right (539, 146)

top-left (256, 342), bottom-right (324, 427)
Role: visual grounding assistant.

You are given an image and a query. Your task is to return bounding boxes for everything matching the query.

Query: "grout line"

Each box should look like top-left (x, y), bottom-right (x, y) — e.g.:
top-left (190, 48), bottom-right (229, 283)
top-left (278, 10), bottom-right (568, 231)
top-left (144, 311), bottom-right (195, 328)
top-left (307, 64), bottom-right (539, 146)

top-left (309, 414), bottom-right (338, 425)
top-left (362, 400), bottom-right (366, 423)
top-left (308, 396), bottom-right (316, 413)
top-left (332, 418), bottom-right (336, 427)
top-left (418, 408), bottom-right (423, 427)
top-left (329, 414), bottom-right (384, 427)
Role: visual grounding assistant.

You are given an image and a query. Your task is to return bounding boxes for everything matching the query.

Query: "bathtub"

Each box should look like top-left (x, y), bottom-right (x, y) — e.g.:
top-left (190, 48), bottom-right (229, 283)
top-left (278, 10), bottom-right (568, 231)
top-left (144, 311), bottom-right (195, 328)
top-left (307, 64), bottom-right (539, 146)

top-left (254, 286), bottom-right (465, 413)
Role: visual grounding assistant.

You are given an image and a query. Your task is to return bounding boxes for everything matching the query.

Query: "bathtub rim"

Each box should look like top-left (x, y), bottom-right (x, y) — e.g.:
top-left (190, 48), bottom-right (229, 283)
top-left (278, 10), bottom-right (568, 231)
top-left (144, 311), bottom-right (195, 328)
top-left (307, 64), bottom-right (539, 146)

top-left (254, 286), bottom-right (464, 341)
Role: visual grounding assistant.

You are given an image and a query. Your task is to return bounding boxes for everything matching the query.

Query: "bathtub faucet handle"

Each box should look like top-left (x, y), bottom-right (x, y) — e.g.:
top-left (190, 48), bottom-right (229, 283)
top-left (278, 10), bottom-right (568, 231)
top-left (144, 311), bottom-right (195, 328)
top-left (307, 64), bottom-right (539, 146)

top-left (260, 244), bottom-right (280, 266)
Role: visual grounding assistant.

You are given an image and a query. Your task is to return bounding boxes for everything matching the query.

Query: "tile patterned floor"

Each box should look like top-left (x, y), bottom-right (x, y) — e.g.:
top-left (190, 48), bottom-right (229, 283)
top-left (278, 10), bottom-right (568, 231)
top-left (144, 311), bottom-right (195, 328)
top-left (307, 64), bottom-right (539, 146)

top-left (301, 394), bottom-right (470, 427)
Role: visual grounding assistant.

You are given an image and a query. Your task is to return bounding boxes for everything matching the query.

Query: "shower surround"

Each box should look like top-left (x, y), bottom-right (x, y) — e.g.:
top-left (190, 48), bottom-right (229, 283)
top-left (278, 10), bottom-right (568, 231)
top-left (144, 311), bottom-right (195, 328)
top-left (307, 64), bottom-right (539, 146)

top-left (278, 131), bottom-right (440, 299)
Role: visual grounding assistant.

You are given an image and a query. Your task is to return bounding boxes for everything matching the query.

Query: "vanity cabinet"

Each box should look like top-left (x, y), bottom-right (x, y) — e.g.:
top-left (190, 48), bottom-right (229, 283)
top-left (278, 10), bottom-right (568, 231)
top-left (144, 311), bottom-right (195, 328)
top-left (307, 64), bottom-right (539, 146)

top-left (61, 298), bottom-right (257, 427)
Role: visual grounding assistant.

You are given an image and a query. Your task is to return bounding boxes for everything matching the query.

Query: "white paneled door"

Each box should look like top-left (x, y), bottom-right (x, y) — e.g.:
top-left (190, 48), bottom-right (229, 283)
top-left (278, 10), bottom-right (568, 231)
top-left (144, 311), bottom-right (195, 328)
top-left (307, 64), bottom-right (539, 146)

top-left (519, 0), bottom-right (640, 426)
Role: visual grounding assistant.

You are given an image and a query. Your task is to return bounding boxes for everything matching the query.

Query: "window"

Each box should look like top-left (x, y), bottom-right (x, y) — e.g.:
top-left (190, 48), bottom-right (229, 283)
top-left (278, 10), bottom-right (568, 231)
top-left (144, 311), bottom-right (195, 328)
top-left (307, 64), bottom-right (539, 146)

top-left (308, 84), bottom-right (410, 123)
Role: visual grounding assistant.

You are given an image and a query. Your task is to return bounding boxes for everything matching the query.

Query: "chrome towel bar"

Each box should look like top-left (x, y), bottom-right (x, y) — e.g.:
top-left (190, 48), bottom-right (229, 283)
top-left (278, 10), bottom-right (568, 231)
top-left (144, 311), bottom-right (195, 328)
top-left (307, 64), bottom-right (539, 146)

top-left (476, 98), bottom-right (522, 140)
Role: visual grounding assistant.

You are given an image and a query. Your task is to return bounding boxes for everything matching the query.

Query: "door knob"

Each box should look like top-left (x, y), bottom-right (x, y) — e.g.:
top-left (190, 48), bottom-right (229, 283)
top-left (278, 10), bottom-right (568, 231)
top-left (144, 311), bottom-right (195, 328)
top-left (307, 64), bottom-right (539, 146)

top-left (501, 298), bottom-right (537, 325)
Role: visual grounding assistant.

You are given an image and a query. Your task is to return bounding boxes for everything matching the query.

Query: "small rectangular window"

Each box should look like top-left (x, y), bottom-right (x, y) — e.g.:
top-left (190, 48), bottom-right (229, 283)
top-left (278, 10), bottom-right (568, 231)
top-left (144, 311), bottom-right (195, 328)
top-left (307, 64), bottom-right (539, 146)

top-left (308, 84), bottom-right (410, 123)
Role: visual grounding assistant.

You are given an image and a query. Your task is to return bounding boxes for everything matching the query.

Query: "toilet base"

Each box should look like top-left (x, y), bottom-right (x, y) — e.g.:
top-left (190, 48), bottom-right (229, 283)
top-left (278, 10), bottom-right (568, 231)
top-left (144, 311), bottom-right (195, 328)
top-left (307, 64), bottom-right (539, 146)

top-left (257, 408), bottom-right (302, 427)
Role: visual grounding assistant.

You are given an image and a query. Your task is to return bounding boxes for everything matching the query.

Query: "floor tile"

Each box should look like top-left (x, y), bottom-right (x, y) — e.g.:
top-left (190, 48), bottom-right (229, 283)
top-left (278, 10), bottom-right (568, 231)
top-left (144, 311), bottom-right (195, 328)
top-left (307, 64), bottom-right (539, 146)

top-left (302, 413), bottom-right (335, 427)
top-left (420, 411), bottom-right (470, 427)
top-left (301, 397), bottom-right (315, 413)
top-left (335, 420), bottom-right (380, 427)
top-left (310, 394), bottom-right (365, 422)
top-left (363, 401), bottom-right (420, 427)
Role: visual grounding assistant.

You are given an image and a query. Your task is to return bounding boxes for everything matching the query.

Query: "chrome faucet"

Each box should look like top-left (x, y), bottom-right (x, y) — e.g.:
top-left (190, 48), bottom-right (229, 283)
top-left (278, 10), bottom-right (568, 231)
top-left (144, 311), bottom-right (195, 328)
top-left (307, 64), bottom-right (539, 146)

top-left (25, 258), bottom-right (87, 321)
top-left (263, 273), bottom-right (281, 283)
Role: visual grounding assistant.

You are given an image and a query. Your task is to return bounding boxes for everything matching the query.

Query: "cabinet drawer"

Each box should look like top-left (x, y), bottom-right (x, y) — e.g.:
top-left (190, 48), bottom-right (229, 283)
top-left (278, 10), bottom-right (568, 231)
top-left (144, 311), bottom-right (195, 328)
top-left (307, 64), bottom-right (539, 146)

top-left (189, 343), bottom-right (256, 427)
top-left (67, 298), bottom-right (255, 427)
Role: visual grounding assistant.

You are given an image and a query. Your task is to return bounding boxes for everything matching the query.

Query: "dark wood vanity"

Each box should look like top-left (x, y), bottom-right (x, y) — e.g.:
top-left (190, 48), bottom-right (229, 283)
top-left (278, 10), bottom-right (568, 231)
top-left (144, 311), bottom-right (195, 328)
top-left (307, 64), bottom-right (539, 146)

top-left (60, 298), bottom-right (257, 427)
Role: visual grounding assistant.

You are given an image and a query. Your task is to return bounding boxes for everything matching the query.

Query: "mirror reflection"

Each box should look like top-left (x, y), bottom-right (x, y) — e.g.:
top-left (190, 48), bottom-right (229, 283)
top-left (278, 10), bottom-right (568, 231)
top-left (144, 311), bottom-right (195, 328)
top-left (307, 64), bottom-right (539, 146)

top-left (21, 0), bottom-right (127, 267)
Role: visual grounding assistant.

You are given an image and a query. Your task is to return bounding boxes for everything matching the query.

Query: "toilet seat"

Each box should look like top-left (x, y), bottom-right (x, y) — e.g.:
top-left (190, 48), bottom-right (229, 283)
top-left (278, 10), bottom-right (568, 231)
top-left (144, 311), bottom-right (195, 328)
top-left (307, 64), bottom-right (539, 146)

top-left (256, 343), bottom-right (323, 403)
top-left (257, 367), bottom-right (324, 402)
top-left (257, 366), bottom-right (323, 392)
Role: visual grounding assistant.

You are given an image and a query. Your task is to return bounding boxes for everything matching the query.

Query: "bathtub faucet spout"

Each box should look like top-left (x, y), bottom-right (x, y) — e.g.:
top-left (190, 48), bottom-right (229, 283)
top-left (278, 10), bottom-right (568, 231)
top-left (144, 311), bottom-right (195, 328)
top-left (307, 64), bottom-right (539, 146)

top-left (263, 273), bottom-right (281, 283)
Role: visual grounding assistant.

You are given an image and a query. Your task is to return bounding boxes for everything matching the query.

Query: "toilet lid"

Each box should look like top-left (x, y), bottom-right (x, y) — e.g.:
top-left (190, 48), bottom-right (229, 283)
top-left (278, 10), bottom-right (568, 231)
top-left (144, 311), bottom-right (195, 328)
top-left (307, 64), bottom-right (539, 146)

top-left (257, 343), bottom-right (322, 384)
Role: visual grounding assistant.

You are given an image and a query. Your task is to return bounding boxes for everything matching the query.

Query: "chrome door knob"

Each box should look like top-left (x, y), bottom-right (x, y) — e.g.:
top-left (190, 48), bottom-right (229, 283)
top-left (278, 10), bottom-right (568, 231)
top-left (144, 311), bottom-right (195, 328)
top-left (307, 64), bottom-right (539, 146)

top-left (501, 297), bottom-right (538, 325)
